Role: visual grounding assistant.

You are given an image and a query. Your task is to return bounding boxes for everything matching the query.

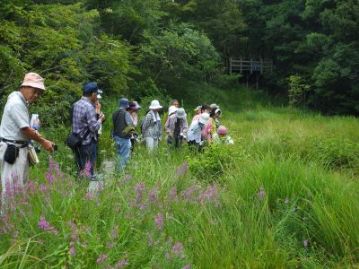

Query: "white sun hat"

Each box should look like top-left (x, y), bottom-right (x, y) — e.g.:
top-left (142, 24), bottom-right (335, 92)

top-left (149, 99), bottom-right (162, 110)
top-left (199, 112), bottom-right (210, 124)
top-left (168, 105), bottom-right (178, 115)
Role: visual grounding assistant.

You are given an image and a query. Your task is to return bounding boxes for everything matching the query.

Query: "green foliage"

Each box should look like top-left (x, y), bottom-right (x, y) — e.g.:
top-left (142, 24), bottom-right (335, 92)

top-left (0, 3), bottom-right (132, 125)
top-left (238, 0), bottom-right (359, 115)
top-left (0, 87), bottom-right (358, 268)
top-left (187, 144), bottom-right (237, 182)
top-left (170, 0), bottom-right (247, 57)
top-left (288, 75), bottom-right (310, 106)
top-left (140, 22), bottom-right (220, 94)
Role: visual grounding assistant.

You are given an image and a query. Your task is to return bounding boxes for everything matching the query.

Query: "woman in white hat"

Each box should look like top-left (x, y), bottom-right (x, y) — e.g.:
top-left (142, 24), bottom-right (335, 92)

top-left (187, 112), bottom-right (210, 150)
top-left (141, 100), bottom-right (163, 151)
top-left (165, 107), bottom-right (188, 148)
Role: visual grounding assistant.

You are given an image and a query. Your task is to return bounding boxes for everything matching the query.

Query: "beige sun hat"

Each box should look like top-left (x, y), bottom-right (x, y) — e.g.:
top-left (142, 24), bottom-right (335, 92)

top-left (21, 72), bottom-right (46, 90)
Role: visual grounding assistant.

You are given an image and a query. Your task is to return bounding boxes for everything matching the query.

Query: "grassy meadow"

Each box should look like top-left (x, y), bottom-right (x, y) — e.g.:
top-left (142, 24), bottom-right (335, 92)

top-left (0, 86), bottom-right (358, 268)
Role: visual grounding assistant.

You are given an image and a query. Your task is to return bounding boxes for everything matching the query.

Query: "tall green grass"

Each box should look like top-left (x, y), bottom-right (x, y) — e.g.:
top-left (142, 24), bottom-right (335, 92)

top-left (0, 86), bottom-right (358, 268)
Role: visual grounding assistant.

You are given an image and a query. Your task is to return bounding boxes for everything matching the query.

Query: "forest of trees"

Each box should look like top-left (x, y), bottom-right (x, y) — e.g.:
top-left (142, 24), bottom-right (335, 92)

top-left (1, 0), bottom-right (358, 118)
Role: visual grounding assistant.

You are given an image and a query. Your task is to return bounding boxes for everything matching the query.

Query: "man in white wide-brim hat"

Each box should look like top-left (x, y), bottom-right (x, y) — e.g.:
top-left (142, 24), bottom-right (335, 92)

top-left (141, 100), bottom-right (163, 151)
top-left (0, 72), bottom-right (55, 214)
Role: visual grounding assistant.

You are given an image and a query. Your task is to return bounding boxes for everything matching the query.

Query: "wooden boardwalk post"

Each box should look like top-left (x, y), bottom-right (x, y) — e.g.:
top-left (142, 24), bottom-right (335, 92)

top-left (240, 57), bottom-right (243, 73)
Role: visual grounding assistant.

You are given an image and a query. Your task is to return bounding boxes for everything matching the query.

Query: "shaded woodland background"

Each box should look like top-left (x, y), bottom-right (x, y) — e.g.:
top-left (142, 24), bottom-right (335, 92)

top-left (1, 0), bottom-right (358, 118)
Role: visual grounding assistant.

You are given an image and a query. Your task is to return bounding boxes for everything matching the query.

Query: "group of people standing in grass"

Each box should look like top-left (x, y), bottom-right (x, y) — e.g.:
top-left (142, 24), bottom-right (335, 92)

top-left (112, 97), bottom-right (234, 172)
top-left (0, 73), bottom-right (233, 214)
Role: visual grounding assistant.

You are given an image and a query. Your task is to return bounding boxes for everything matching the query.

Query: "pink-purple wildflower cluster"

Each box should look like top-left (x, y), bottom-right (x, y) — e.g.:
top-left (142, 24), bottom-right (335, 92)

top-left (38, 216), bottom-right (58, 235)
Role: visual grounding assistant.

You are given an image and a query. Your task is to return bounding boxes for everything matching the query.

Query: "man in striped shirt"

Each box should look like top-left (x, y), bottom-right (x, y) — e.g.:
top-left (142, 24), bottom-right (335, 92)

top-left (72, 82), bottom-right (105, 178)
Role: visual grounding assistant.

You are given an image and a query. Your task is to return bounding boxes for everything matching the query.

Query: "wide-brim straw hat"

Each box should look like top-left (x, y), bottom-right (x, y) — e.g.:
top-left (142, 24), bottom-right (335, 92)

top-left (149, 100), bottom-right (162, 110)
top-left (20, 72), bottom-right (46, 90)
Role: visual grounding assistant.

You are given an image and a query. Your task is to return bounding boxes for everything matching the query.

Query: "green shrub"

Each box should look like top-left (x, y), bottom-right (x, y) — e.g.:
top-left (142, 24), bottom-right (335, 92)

top-left (187, 144), bottom-right (237, 182)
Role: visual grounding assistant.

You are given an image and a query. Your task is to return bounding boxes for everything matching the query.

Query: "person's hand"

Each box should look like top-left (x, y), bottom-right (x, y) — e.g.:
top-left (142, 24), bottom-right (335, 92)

top-left (100, 113), bottom-right (105, 122)
top-left (96, 101), bottom-right (101, 113)
top-left (41, 139), bottom-right (55, 152)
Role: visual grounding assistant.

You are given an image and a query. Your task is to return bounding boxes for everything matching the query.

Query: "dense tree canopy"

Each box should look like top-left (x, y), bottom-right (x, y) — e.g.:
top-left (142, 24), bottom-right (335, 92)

top-left (0, 0), bottom-right (358, 116)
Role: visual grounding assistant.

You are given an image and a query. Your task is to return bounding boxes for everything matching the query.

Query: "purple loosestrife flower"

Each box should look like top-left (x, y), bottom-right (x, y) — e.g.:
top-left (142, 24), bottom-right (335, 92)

top-left (45, 171), bottom-right (55, 184)
top-left (69, 221), bottom-right (79, 241)
top-left (148, 187), bottom-right (158, 203)
top-left (171, 242), bottom-right (185, 258)
top-left (39, 184), bottom-right (47, 193)
top-left (135, 182), bottom-right (145, 205)
top-left (49, 158), bottom-right (62, 177)
top-left (26, 180), bottom-right (37, 193)
top-left (155, 213), bottom-right (164, 231)
top-left (114, 259), bottom-right (129, 268)
top-left (96, 254), bottom-right (108, 264)
top-left (257, 186), bottom-right (266, 201)
top-left (168, 187), bottom-right (178, 201)
top-left (38, 216), bottom-right (58, 234)
top-left (69, 241), bottom-right (76, 256)
top-left (182, 185), bottom-right (198, 201)
top-left (182, 265), bottom-right (191, 269)
top-left (38, 216), bottom-right (50, 230)
top-left (198, 185), bottom-right (219, 205)
top-left (176, 161), bottom-right (189, 177)
top-left (111, 226), bottom-right (119, 240)
top-left (80, 161), bottom-right (92, 178)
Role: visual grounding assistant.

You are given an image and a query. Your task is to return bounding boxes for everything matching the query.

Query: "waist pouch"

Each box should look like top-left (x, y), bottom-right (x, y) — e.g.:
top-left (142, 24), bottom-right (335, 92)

top-left (66, 133), bottom-right (82, 149)
top-left (4, 144), bottom-right (19, 164)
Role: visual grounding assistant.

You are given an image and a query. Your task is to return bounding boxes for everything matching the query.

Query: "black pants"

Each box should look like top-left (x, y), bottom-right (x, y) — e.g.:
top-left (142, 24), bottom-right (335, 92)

top-left (74, 140), bottom-right (97, 176)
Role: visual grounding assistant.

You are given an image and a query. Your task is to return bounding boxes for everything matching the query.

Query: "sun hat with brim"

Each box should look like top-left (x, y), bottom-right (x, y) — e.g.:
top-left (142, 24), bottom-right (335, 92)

top-left (168, 105), bottom-right (178, 116)
top-left (21, 72), bottom-right (46, 91)
top-left (83, 82), bottom-right (99, 94)
top-left (129, 101), bottom-right (141, 110)
top-left (210, 103), bottom-right (219, 110)
top-left (176, 108), bottom-right (186, 119)
top-left (199, 112), bottom-right (210, 125)
top-left (194, 105), bottom-right (201, 112)
top-left (119, 98), bottom-right (129, 108)
top-left (149, 100), bottom-right (162, 110)
top-left (217, 125), bottom-right (228, 136)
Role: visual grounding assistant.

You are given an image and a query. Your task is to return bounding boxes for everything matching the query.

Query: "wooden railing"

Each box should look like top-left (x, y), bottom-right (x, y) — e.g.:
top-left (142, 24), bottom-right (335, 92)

top-left (228, 58), bottom-right (273, 74)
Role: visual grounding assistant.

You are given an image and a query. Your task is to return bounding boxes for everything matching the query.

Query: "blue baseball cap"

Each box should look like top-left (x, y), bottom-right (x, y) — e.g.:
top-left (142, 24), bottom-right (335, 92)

top-left (83, 82), bottom-right (99, 94)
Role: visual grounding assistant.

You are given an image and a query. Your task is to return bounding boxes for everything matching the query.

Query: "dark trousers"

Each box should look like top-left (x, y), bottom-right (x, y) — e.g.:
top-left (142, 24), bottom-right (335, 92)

top-left (167, 135), bottom-right (184, 148)
top-left (74, 140), bottom-right (97, 176)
